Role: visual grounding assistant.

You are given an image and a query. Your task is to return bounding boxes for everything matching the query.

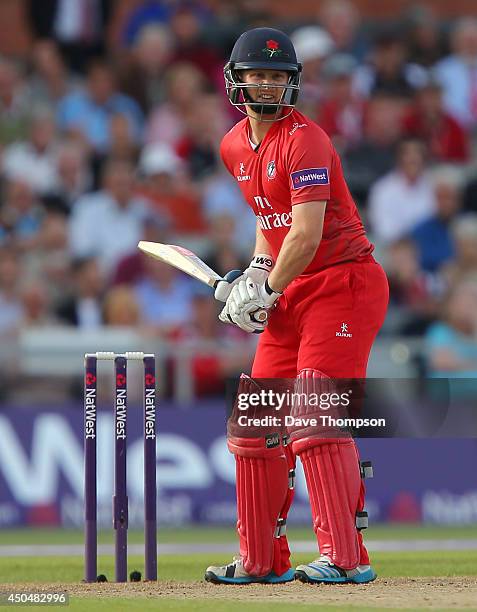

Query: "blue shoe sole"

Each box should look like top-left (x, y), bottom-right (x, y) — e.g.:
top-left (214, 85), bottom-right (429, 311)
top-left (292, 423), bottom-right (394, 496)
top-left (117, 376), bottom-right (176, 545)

top-left (204, 568), bottom-right (295, 585)
top-left (262, 569), bottom-right (295, 584)
top-left (295, 568), bottom-right (377, 584)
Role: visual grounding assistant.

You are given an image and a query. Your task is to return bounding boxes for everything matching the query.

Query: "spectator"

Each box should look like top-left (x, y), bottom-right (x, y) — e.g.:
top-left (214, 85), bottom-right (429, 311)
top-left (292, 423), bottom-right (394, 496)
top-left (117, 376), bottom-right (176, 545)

top-left (403, 5), bottom-right (446, 68)
top-left (411, 166), bottom-right (464, 273)
top-left (463, 175), bottom-right (477, 214)
top-left (21, 280), bottom-right (54, 327)
top-left (0, 57), bottom-right (31, 145)
top-left (203, 213), bottom-right (247, 277)
top-left (26, 0), bottom-right (112, 74)
top-left (343, 92), bottom-right (405, 204)
top-left (291, 26), bottom-right (334, 116)
top-left (385, 238), bottom-right (440, 335)
top-left (2, 108), bottom-right (59, 196)
top-left (23, 210), bottom-right (71, 303)
top-left (173, 290), bottom-right (254, 396)
top-left (168, 2), bottom-right (223, 90)
top-left (121, 0), bottom-right (171, 47)
top-left (442, 214), bottom-right (477, 287)
top-left (108, 112), bottom-right (140, 163)
top-left (354, 27), bottom-right (426, 99)
top-left (202, 171), bottom-right (256, 253)
top-left (0, 179), bottom-right (44, 252)
top-left (425, 279), bottom-right (477, 377)
top-left (317, 53), bottom-right (364, 152)
top-left (55, 256), bottom-right (105, 327)
top-left (402, 76), bottom-right (469, 163)
top-left (434, 17), bottom-right (477, 129)
top-left (176, 92), bottom-right (231, 180)
top-left (137, 143), bottom-right (205, 235)
top-left (133, 255), bottom-right (195, 336)
top-left (368, 139), bottom-right (436, 244)
top-left (28, 39), bottom-right (80, 106)
top-left (318, 0), bottom-right (367, 60)
top-left (113, 212), bottom-right (170, 286)
top-left (69, 159), bottom-right (149, 275)
top-left (0, 248), bottom-right (24, 336)
top-left (118, 24), bottom-right (173, 113)
top-left (48, 141), bottom-right (92, 211)
top-left (145, 62), bottom-right (207, 147)
top-left (57, 59), bottom-right (144, 154)
top-left (103, 285), bottom-right (141, 326)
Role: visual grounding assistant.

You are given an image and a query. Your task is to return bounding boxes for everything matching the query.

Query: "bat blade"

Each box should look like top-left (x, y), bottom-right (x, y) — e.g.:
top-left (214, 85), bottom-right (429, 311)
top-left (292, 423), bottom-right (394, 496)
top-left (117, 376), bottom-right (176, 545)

top-left (138, 241), bottom-right (221, 287)
top-left (138, 240), bottom-right (269, 327)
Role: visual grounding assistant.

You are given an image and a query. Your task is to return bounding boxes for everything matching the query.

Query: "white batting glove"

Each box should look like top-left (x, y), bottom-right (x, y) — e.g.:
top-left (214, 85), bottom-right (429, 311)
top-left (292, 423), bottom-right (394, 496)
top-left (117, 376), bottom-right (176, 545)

top-left (226, 278), bottom-right (282, 333)
top-left (214, 254), bottom-right (274, 302)
top-left (218, 301), bottom-right (268, 333)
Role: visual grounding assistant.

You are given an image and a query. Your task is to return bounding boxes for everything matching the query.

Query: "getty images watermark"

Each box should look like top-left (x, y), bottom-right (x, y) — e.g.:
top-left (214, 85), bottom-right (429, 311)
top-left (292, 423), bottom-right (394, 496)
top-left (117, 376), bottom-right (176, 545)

top-left (235, 388), bottom-right (387, 430)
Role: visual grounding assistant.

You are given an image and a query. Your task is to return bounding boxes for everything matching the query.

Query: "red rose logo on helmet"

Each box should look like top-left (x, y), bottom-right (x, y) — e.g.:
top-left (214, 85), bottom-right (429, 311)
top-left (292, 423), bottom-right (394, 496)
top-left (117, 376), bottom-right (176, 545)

top-left (263, 39), bottom-right (282, 57)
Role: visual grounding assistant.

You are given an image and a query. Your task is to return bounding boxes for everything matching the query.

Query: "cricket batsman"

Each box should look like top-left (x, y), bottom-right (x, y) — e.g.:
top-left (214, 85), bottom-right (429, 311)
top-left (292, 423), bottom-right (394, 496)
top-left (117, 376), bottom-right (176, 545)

top-left (205, 28), bottom-right (389, 585)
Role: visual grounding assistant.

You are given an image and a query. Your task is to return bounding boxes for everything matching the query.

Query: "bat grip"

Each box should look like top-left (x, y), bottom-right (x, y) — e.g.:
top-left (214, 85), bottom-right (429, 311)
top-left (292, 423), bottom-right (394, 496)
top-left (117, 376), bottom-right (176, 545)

top-left (216, 270), bottom-right (268, 331)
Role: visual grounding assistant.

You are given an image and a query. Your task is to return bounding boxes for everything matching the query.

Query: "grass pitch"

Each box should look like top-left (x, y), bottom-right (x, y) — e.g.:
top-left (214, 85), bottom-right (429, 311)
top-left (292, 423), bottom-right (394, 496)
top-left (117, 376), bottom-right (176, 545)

top-left (0, 525), bottom-right (476, 610)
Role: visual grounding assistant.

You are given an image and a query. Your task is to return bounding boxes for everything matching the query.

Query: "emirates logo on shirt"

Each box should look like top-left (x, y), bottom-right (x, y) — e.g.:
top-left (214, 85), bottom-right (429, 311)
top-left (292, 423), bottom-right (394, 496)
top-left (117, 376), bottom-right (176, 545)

top-left (253, 195), bottom-right (292, 230)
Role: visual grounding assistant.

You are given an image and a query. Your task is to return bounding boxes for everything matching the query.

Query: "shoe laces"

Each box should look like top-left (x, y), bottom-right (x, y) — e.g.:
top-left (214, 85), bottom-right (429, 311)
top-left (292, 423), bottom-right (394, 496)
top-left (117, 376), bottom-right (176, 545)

top-left (226, 556), bottom-right (243, 569)
top-left (310, 555), bottom-right (333, 566)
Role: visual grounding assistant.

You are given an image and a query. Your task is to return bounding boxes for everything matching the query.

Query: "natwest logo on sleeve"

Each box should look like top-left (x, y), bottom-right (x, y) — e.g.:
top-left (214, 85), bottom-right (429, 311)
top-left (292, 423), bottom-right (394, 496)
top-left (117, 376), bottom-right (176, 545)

top-left (291, 167), bottom-right (329, 190)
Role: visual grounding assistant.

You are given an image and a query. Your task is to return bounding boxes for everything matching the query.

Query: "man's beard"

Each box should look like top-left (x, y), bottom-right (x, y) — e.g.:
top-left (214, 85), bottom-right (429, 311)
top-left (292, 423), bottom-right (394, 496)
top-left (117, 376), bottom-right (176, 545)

top-left (255, 103), bottom-right (280, 115)
top-left (243, 89), bottom-right (281, 115)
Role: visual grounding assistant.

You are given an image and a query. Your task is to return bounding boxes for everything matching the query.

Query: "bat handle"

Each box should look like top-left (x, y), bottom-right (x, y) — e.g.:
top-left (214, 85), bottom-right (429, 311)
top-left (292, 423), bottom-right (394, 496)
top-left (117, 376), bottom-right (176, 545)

top-left (250, 309), bottom-right (268, 324)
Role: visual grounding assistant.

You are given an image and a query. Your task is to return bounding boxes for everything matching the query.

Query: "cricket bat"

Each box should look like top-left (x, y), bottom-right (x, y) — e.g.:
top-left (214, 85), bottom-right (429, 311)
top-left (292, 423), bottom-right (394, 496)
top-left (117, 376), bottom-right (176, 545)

top-left (137, 241), bottom-right (268, 323)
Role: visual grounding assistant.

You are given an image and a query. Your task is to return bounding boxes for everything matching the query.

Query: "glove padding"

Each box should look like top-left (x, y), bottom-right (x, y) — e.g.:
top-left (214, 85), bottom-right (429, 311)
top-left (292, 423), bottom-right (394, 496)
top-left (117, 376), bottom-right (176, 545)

top-left (219, 300), bottom-right (268, 333)
top-left (221, 278), bottom-right (282, 333)
top-left (214, 254), bottom-right (274, 302)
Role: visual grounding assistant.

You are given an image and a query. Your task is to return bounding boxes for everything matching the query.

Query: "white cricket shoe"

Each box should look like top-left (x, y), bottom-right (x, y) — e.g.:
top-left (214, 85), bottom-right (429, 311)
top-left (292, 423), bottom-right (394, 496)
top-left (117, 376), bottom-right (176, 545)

top-left (295, 555), bottom-right (377, 584)
top-left (205, 557), bottom-right (294, 584)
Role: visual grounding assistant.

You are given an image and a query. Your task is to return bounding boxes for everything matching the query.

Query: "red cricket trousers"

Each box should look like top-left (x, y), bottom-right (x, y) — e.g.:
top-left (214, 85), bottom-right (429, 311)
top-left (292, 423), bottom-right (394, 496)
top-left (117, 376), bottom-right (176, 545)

top-left (251, 257), bottom-right (389, 378)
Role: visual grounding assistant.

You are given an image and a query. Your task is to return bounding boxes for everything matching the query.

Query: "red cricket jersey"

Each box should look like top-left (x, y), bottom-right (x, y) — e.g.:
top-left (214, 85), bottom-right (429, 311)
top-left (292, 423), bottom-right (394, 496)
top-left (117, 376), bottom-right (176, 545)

top-left (220, 109), bottom-right (373, 273)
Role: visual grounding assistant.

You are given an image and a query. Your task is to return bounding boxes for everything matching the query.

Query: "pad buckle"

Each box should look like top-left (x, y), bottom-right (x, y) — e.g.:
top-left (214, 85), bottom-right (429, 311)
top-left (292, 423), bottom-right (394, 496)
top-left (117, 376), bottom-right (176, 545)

top-left (288, 469), bottom-right (296, 489)
top-left (360, 461), bottom-right (373, 479)
top-left (274, 518), bottom-right (286, 538)
top-left (356, 511), bottom-right (368, 530)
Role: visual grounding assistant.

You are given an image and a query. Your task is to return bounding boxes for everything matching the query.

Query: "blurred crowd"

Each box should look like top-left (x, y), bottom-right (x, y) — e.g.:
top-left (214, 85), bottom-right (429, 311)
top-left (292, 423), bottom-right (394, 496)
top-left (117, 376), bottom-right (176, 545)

top-left (1, 0), bottom-right (477, 399)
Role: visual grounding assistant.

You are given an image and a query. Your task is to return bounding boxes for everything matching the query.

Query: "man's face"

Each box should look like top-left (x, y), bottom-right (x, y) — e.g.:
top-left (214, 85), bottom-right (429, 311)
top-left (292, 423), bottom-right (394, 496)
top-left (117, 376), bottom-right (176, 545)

top-left (240, 69), bottom-right (289, 112)
top-left (104, 163), bottom-right (134, 202)
top-left (398, 142), bottom-right (425, 181)
top-left (88, 67), bottom-right (114, 105)
top-left (241, 69), bottom-right (289, 99)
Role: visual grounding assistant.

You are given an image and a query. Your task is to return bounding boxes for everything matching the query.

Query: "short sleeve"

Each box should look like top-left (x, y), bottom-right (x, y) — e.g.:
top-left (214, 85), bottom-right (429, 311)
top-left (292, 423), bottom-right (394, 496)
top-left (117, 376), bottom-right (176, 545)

top-left (286, 127), bottom-right (333, 205)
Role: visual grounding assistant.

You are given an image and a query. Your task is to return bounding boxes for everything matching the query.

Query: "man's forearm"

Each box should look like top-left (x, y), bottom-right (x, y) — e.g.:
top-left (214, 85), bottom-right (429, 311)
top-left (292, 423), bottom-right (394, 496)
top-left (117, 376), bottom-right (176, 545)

top-left (267, 230), bottom-right (320, 293)
top-left (253, 222), bottom-right (272, 257)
